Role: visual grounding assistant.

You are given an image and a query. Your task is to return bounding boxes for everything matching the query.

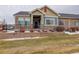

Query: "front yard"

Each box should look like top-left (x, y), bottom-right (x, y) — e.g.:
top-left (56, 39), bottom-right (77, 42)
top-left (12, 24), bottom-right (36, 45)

top-left (0, 32), bottom-right (79, 54)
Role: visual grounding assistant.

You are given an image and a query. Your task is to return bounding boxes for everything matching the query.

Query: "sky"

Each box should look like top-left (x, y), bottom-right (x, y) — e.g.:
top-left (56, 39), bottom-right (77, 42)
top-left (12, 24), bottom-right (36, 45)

top-left (0, 5), bottom-right (79, 24)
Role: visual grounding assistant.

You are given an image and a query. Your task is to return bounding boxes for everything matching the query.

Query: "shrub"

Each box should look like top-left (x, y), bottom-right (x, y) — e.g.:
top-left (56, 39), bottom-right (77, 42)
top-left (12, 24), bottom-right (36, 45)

top-left (30, 29), bottom-right (34, 32)
top-left (55, 26), bottom-right (65, 32)
top-left (20, 27), bottom-right (25, 32)
top-left (49, 29), bottom-right (54, 32)
top-left (70, 27), bottom-right (79, 32)
top-left (66, 27), bottom-right (79, 32)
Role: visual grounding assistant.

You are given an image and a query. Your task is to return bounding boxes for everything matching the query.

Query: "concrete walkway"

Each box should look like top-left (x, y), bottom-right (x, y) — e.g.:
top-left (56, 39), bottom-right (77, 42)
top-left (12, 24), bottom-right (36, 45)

top-left (0, 36), bottom-right (47, 41)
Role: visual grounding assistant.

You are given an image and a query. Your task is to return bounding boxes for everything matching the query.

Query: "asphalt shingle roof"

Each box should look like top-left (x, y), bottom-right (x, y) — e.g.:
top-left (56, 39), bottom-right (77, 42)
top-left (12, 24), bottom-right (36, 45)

top-left (13, 11), bottom-right (79, 19)
top-left (14, 11), bottom-right (30, 16)
top-left (59, 13), bottom-right (79, 19)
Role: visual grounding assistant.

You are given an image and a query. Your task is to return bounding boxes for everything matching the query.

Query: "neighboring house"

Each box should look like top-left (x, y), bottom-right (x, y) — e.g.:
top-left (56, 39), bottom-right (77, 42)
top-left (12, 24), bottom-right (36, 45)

top-left (0, 18), bottom-right (4, 31)
top-left (14, 11), bottom-right (30, 32)
top-left (13, 6), bottom-right (79, 32)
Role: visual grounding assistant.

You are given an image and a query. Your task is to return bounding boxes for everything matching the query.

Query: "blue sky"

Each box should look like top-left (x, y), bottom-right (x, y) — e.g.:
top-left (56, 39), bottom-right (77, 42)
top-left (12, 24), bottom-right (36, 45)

top-left (0, 5), bottom-right (79, 24)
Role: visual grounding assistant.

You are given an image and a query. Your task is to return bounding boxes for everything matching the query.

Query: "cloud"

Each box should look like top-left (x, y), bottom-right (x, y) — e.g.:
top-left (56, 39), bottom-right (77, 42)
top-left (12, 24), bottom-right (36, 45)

top-left (0, 5), bottom-right (79, 24)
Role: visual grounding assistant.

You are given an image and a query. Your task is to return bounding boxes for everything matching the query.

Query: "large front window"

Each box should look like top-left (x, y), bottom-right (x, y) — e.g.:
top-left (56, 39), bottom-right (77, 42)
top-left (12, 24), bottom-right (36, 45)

top-left (46, 19), bottom-right (53, 25)
top-left (25, 17), bottom-right (30, 30)
top-left (18, 16), bottom-right (30, 31)
top-left (18, 17), bottom-right (25, 27)
top-left (45, 16), bottom-right (58, 26)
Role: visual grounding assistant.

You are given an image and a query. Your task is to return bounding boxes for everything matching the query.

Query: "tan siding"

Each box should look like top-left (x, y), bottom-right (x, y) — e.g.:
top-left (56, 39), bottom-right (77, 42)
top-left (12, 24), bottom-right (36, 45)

top-left (40, 7), bottom-right (58, 16)
top-left (32, 10), bottom-right (43, 15)
top-left (59, 18), bottom-right (79, 27)
top-left (60, 18), bottom-right (79, 22)
top-left (43, 26), bottom-right (55, 30)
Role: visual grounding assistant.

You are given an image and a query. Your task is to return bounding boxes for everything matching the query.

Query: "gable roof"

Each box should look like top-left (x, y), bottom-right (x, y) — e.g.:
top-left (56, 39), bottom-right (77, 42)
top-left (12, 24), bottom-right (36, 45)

top-left (59, 13), bottom-right (79, 19)
top-left (40, 5), bottom-right (59, 16)
top-left (13, 11), bottom-right (30, 16)
top-left (31, 8), bottom-right (46, 15)
top-left (13, 6), bottom-right (79, 19)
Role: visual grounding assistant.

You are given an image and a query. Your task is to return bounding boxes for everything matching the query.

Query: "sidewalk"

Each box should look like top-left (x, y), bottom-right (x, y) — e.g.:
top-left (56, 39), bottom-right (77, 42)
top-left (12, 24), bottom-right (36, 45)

top-left (0, 36), bottom-right (47, 41)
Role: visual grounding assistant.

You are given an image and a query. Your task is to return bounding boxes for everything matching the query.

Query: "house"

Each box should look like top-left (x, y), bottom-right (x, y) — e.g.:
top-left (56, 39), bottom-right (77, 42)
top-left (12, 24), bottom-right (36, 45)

top-left (0, 17), bottom-right (4, 31)
top-left (14, 6), bottom-right (79, 32)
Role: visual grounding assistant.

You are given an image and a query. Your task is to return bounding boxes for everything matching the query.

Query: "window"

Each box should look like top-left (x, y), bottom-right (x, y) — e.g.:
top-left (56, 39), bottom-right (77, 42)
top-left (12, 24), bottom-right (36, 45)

top-left (59, 19), bottom-right (64, 25)
top-left (25, 21), bottom-right (27, 26)
top-left (46, 19), bottom-right (53, 25)
top-left (64, 21), bottom-right (69, 26)
top-left (18, 16), bottom-right (30, 31)
top-left (25, 20), bottom-right (30, 28)
top-left (73, 21), bottom-right (76, 26)
top-left (45, 17), bottom-right (58, 26)
top-left (55, 18), bottom-right (58, 25)
top-left (18, 17), bottom-right (25, 27)
top-left (25, 17), bottom-right (30, 30)
top-left (75, 21), bottom-right (79, 26)
top-left (70, 21), bottom-right (76, 26)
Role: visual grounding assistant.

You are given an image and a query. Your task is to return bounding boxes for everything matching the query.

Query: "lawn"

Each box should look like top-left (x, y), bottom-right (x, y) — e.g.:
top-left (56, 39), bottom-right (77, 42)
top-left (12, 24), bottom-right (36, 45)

top-left (0, 32), bottom-right (79, 54)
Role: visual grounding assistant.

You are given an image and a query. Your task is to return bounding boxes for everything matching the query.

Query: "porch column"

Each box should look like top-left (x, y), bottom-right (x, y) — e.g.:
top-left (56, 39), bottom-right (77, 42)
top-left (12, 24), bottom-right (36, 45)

top-left (30, 14), bottom-right (33, 30)
top-left (57, 17), bottom-right (59, 26)
top-left (40, 15), bottom-right (44, 29)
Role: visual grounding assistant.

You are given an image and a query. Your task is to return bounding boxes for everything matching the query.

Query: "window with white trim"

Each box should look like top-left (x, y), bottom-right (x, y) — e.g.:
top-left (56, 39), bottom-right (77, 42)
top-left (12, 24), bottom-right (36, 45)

top-left (18, 16), bottom-right (30, 30)
top-left (46, 19), bottom-right (53, 25)
top-left (18, 17), bottom-right (25, 27)
top-left (75, 21), bottom-right (79, 26)
top-left (45, 17), bottom-right (58, 26)
top-left (25, 17), bottom-right (30, 30)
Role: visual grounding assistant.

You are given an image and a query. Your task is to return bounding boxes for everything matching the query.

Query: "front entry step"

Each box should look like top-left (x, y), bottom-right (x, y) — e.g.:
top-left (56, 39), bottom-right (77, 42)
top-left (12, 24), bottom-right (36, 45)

top-left (33, 29), bottom-right (42, 32)
top-left (31, 29), bottom-right (54, 33)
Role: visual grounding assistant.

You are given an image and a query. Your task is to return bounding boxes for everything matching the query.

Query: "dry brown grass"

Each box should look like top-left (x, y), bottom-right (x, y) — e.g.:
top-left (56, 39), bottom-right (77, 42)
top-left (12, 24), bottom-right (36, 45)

top-left (0, 32), bottom-right (79, 54)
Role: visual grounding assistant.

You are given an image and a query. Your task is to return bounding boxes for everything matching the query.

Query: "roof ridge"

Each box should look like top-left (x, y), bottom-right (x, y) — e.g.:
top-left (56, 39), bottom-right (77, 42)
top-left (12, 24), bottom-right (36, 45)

top-left (59, 13), bottom-right (79, 15)
top-left (59, 13), bottom-right (79, 19)
top-left (39, 5), bottom-right (59, 15)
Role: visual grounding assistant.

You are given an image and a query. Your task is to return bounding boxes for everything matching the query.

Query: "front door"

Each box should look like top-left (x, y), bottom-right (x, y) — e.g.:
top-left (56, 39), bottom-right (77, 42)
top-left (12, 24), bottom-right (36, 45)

top-left (33, 15), bottom-right (41, 29)
top-left (33, 20), bottom-right (40, 28)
